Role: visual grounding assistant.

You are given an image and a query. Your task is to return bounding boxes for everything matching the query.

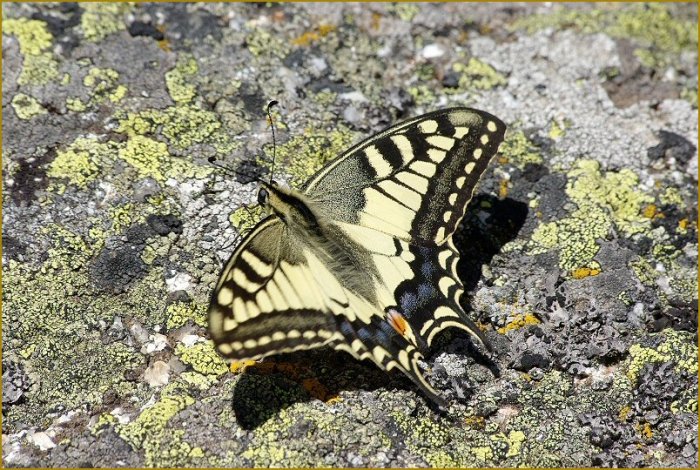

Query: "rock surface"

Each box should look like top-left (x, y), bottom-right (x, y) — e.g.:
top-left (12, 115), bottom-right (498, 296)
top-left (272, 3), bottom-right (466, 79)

top-left (2, 2), bottom-right (697, 467)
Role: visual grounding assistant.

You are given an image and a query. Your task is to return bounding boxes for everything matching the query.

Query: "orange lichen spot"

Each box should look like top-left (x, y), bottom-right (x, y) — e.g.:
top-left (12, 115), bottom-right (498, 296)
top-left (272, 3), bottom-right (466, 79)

top-left (571, 266), bottom-right (602, 279)
top-left (464, 416), bottom-right (485, 429)
top-left (302, 377), bottom-right (329, 401)
top-left (156, 25), bottom-right (170, 51)
top-left (636, 421), bottom-right (653, 440)
top-left (293, 24), bottom-right (336, 46)
top-left (326, 395), bottom-right (343, 405)
top-left (642, 204), bottom-right (658, 219)
top-left (618, 405), bottom-right (632, 422)
top-left (499, 179), bottom-right (509, 199)
top-left (230, 359), bottom-right (256, 373)
top-left (387, 309), bottom-right (408, 336)
top-left (475, 320), bottom-right (491, 332)
top-left (497, 313), bottom-right (540, 334)
top-left (497, 155), bottom-right (509, 165)
top-left (370, 12), bottom-right (382, 30)
top-left (678, 218), bottom-right (689, 230)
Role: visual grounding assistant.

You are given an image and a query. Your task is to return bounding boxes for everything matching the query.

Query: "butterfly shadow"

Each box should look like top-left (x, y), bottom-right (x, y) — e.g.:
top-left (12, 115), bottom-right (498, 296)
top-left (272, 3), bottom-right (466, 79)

top-left (231, 349), bottom-right (394, 430)
top-left (438, 194), bottom-right (530, 373)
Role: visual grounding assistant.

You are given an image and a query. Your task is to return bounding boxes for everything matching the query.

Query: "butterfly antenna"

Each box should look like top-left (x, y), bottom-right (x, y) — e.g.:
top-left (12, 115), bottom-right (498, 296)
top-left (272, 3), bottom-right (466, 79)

top-left (266, 100), bottom-right (279, 185)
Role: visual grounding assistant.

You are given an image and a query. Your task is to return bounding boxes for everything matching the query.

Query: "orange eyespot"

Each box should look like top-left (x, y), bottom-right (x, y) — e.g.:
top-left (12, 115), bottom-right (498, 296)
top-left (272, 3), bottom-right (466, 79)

top-left (387, 308), bottom-right (408, 336)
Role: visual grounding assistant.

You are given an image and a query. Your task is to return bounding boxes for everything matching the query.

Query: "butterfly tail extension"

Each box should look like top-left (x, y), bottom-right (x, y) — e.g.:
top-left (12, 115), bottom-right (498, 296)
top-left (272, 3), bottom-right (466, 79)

top-left (334, 311), bottom-right (448, 409)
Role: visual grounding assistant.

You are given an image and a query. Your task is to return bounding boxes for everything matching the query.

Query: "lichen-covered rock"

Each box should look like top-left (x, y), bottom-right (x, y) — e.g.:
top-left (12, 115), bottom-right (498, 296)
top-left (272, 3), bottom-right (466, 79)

top-left (2, 2), bottom-right (697, 467)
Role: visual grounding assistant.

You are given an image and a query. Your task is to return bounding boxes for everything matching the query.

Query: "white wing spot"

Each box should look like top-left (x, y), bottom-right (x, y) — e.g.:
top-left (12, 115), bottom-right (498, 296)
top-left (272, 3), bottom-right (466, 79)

top-left (480, 134), bottom-right (489, 145)
top-left (366, 145), bottom-right (393, 177)
top-left (418, 119), bottom-right (438, 134)
top-left (438, 249), bottom-right (451, 270)
top-left (218, 343), bottom-right (233, 355)
top-left (217, 287), bottom-right (233, 306)
top-left (453, 126), bottom-right (469, 139)
top-left (434, 306), bottom-right (459, 319)
top-left (396, 171), bottom-right (429, 193)
top-left (473, 148), bottom-right (483, 160)
top-left (443, 211), bottom-right (452, 223)
top-left (223, 316), bottom-right (238, 332)
top-left (465, 161), bottom-right (476, 174)
top-left (272, 331), bottom-right (286, 341)
top-left (448, 192), bottom-right (457, 205)
top-left (439, 276), bottom-right (456, 297)
top-left (243, 339), bottom-right (258, 349)
top-left (427, 135), bottom-right (455, 151)
top-left (427, 148), bottom-right (446, 163)
top-left (487, 121), bottom-right (497, 132)
top-left (378, 180), bottom-right (422, 211)
top-left (456, 176), bottom-right (466, 188)
top-left (391, 134), bottom-right (414, 164)
top-left (410, 160), bottom-right (436, 177)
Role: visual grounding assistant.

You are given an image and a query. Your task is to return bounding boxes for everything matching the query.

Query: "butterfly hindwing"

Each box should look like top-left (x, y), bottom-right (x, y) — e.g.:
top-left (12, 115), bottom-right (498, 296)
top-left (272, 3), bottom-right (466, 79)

top-left (208, 217), bottom-right (342, 359)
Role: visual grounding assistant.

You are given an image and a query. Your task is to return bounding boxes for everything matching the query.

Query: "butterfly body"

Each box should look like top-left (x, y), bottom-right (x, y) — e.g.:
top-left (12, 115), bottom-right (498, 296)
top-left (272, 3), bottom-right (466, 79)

top-left (209, 108), bottom-right (506, 407)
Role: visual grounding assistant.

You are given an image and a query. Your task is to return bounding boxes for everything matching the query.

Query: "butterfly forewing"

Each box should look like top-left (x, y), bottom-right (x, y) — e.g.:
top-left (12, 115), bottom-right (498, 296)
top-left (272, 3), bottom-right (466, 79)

top-left (209, 108), bottom-right (506, 407)
top-left (304, 108), bottom-right (506, 244)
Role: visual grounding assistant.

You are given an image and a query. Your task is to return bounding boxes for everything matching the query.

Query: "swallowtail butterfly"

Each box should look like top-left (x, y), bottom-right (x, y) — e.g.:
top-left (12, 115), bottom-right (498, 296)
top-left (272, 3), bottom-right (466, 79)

top-left (209, 108), bottom-right (506, 407)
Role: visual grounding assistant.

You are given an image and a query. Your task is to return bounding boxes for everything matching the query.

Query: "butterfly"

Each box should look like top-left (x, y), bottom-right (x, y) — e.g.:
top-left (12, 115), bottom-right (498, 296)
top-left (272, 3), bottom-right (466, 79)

top-left (208, 107), bottom-right (506, 408)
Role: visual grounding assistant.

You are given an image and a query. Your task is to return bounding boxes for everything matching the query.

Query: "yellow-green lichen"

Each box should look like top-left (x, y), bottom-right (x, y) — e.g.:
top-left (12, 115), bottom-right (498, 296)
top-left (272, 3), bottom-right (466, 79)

top-left (452, 58), bottom-right (507, 91)
top-left (115, 382), bottom-right (196, 466)
top-left (389, 2), bottom-right (420, 22)
top-left (66, 97), bottom-right (87, 112)
top-left (497, 313), bottom-right (541, 334)
top-left (270, 125), bottom-right (359, 188)
top-left (165, 55), bottom-right (199, 104)
top-left (548, 119), bottom-right (569, 140)
top-left (392, 412), bottom-right (458, 466)
top-left (528, 160), bottom-right (654, 270)
top-left (3, 18), bottom-right (59, 85)
top-left (80, 3), bottom-right (130, 42)
top-left (175, 341), bottom-right (229, 377)
top-left (625, 329), bottom-right (697, 384)
top-left (512, 4), bottom-right (697, 68)
top-left (499, 129), bottom-right (543, 169)
top-left (408, 84), bottom-right (436, 106)
top-left (166, 301), bottom-right (208, 330)
top-left (245, 27), bottom-right (289, 58)
top-left (83, 67), bottom-right (128, 104)
top-left (11, 93), bottom-right (47, 119)
top-left (47, 137), bottom-right (115, 191)
top-left (230, 204), bottom-right (265, 234)
top-left (118, 135), bottom-right (171, 181)
top-left (118, 105), bottom-right (222, 151)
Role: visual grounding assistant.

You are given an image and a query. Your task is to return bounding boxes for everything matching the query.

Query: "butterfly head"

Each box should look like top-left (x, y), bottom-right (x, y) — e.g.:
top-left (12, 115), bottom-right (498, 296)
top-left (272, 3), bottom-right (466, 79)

top-left (258, 181), bottom-right (319, 229)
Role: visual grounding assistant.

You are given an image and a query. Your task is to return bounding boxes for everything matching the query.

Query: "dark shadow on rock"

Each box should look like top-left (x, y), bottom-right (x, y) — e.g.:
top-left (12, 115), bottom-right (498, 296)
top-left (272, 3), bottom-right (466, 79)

top-left (232, 348), bottom-right (390, 430)
top-left (454, 194), bottom-right (529, 291)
